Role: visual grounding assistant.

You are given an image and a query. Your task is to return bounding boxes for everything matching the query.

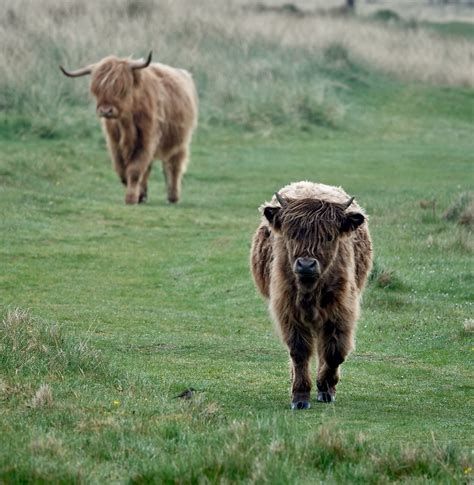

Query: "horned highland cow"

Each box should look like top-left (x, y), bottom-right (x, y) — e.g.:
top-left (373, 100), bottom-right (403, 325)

top-left (60, 52), bottom-right (197, 204)
top-left (251, 181), bottom-right (373, 409)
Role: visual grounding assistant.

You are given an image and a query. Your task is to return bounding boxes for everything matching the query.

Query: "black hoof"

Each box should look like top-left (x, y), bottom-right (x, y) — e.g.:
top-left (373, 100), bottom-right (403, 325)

top-left (291, 401), bottom-right (311, 410)
top-left (138, 194), bottom-right (147, 204)
top-left (317, 391), bottom-right (335, 403)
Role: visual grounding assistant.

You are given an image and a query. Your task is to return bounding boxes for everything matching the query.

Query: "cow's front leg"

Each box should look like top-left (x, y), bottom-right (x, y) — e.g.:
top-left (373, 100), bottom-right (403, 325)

top-left (316, 322), bottom-right (354, 403)
top-left (125, 159), bottom-right (150, 205)
top-left (286, 329), bottom-right (314, 410)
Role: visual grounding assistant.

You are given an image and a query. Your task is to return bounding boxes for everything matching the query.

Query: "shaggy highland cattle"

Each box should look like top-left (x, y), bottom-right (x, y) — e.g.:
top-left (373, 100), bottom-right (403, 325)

top-left (60, 52), bottom-right (197, 204)
top-left (251, 181), bottom-right (373, 409)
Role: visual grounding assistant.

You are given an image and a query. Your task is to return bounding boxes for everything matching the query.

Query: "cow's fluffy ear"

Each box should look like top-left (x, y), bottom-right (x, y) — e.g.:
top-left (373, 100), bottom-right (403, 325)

top-left (340, 212), bottom-right (365, 233)
top-left (263, 206), bottom-right (281, 229)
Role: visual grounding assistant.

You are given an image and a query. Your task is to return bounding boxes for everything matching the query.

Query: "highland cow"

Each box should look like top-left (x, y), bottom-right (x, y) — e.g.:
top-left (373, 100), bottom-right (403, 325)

top-left (251, 181), bottom-right (373, 409)
top-left (60, 52), bottom-right (197, 204)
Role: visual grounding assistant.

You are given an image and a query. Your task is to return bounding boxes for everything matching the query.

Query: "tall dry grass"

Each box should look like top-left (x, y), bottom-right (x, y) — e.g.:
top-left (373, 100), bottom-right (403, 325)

top-left (0, 0), bottom-right (472, 131)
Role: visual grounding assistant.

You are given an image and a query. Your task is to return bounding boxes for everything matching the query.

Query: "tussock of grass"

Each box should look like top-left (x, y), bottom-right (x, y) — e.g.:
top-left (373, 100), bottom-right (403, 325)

top-left (30, 383), bottom-right (54, 408)
top-left (444, 192), bottom-right (473, 223)
top-left (29, 433), bottom-right (66, 458)
top-left (369, 258), bottom-right (405, 291)
top-left (0, 308), bottom-right (105, 378)
top-left (424, 228), bottom-right (473, 255)
top-left (444, 192), bottom-right (474, 232)
top-left (417, 193), bottom-right (473, 254)
top-left (463, 319), bottom-right (474, 333)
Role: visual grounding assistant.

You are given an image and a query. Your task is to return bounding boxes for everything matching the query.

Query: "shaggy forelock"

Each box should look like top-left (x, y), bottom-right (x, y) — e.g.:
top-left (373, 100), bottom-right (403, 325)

top-left (91, 59), bottom-right (134, 99)
top-left (280, 198), bottom-right (346, 246)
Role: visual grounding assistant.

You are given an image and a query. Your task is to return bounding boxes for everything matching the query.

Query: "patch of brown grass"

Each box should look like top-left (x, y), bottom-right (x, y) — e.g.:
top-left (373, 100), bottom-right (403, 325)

top-left (30, 383), bottom-right (54, 408)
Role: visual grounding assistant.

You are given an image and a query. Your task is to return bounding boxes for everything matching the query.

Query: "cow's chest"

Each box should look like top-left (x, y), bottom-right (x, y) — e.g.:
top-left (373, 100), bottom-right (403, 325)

top-left (295, 294), bottom-right (319, 326)
top-left (294, 288), bottom-right (338, 328)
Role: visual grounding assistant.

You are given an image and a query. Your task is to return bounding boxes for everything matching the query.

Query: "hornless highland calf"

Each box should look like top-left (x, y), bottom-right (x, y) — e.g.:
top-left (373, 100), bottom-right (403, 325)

top-left (60, 52), bottom-right (197, 204)
top-left (251, 181), bottom-right (373, 409)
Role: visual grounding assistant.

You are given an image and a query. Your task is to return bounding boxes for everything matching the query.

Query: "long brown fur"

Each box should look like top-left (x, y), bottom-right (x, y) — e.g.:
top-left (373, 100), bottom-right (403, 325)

top-left (68, 55), bottom-right (197, 204)
top-left (250, 181), bottom-right (373, 407)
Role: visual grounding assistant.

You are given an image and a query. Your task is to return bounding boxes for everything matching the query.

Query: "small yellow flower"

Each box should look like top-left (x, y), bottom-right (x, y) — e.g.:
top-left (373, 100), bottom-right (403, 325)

top-left (464, 467), bottom-right (472, 475)
top-left (113, 400), bottom-right (120, 407)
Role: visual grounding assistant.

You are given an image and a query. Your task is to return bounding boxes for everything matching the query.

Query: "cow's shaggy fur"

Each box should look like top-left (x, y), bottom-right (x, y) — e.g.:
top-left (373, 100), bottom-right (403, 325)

top-left (61, 54), bottom-right (197, 204)
top-left (251, 181), bottom-right (373, 408)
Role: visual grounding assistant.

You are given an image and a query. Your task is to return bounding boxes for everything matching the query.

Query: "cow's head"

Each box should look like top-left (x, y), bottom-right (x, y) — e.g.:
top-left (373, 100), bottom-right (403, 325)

top-left (60, 52), bottom-right (152, 119)
top-left (263, 193), bottom-right (365, 290)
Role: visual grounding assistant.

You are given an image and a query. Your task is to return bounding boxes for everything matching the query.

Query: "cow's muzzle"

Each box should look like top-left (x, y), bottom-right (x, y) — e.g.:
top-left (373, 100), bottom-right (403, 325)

top-left (97, 105), bottom-right (118, 119)
top-left (294, 257), bottom-right (320, 279)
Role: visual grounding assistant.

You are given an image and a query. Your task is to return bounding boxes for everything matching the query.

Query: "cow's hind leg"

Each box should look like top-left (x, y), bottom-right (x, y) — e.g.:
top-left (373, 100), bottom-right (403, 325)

top-left (286, 329), bottom-right (314, 410)
top-left (316, 323), bottom-right (354, 403)
top-left (163, 148), bottom-right (188, 204)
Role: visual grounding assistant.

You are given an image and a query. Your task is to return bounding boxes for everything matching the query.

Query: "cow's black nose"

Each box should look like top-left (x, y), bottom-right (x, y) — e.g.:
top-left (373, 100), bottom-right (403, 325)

top-left (294, 257), bottom-right (319, 276)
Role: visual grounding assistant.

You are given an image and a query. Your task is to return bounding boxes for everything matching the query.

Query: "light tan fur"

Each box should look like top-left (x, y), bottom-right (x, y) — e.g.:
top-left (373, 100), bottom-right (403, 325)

top-left (74, 55), bottom-right (198, 204)
top-left (250, 181), bottom-right (373, 407)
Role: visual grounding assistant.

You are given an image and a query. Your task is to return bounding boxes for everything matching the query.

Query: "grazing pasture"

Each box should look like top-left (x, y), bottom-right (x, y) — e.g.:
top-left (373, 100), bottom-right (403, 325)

top-left (1, 0), bottom-right (473, 482)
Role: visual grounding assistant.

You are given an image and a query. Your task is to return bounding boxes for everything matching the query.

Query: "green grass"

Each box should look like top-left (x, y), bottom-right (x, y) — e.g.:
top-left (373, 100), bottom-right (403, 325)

top-left (1, 4), bottom-right (473, 479)
top-left (1, 59), bottom-right (473, 481)
top-left (423, 21), bottom-right (474, 41)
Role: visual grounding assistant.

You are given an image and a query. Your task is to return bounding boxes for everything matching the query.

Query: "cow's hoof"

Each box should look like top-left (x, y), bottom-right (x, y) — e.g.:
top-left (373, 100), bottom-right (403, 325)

top-left (138, 193), bottom-right (147, 204)
top-left (317, 391), bottom-right (335, 403)
top-left (125, 194), bottom-right (139, 205)
top-left (291, 401), bottom-right (311, 410)
top-left (167, 197), bottom-right (179, 204)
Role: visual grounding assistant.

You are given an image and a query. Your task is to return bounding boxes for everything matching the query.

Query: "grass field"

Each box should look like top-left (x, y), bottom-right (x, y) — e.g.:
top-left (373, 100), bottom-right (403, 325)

top-left (1, 0), bottom-right (474, 483)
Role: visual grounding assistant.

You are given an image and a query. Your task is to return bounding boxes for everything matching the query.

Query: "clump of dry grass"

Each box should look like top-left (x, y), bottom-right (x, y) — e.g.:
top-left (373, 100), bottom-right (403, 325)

top-left (369, 258), bottom-right (405, 290)
top-left (425, 228), bottom-right (473, 254)
top-left (463, 319), bottom-right (474, 333)
top-left (458, 201), bottom-right (474, 228)
top-left (29, 433), bottom-right (65, 457)
top-left (444, 192), bottom-right (474, 226)
top-left (30, 383), bottom-right (54, 408)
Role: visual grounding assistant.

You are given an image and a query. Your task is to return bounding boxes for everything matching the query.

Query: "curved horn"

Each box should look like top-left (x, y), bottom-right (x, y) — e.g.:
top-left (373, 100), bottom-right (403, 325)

top-left (129, 51), bottom-right (152, 70)
top-left (275, 192), bottom-right (288, 208)
top-left (59, 64), bottom-right (92, 78)
top-left (343, 196), bottom-right (355, 210)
